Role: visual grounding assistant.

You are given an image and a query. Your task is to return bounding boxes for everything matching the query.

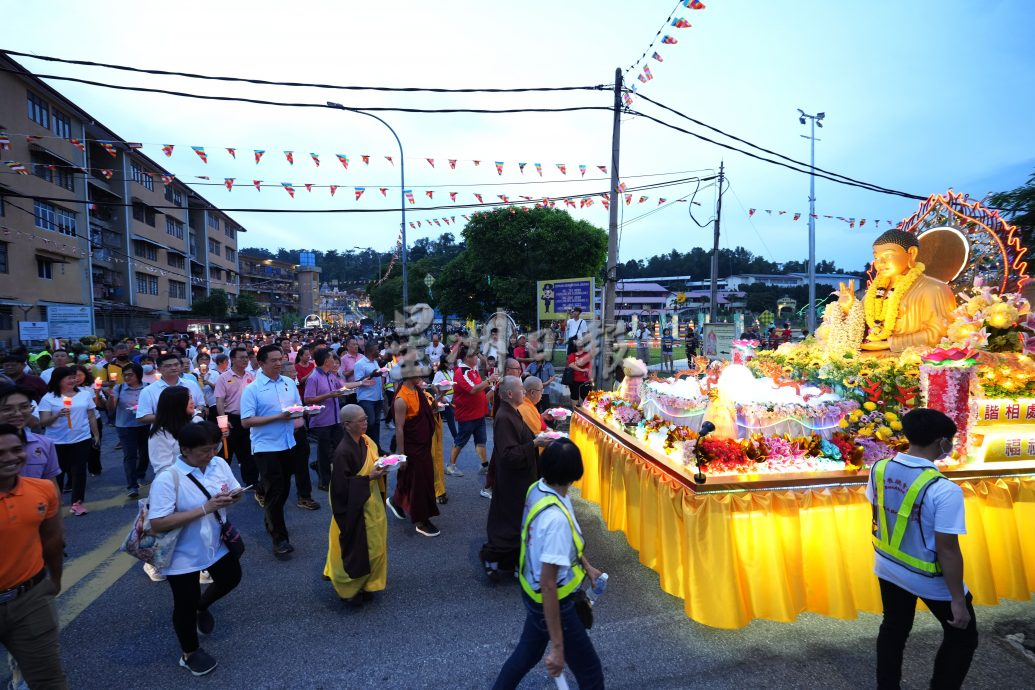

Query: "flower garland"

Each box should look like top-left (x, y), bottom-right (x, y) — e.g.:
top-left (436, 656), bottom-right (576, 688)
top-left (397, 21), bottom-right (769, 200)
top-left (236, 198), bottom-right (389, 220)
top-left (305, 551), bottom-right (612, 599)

top-left (863, 262), bottom-right (926, 341)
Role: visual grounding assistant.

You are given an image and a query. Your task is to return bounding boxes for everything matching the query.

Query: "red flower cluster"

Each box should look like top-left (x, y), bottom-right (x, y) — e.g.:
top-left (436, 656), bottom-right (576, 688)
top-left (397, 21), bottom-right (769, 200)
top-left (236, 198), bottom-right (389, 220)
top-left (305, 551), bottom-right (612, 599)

top-left (696, 436), bottom-right (749, 470)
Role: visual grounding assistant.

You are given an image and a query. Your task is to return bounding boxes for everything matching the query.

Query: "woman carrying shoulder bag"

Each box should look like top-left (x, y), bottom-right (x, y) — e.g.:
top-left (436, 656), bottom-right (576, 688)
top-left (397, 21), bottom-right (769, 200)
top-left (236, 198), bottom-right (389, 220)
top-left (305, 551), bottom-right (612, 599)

top-left (148, 421), bottom-right (243, 677)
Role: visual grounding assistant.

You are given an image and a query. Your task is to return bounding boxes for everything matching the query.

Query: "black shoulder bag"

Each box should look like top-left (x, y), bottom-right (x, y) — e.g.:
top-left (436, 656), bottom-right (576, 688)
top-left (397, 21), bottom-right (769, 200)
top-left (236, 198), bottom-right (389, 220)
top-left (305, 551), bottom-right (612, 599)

top-left (186, 474), bottom-right (245, 559)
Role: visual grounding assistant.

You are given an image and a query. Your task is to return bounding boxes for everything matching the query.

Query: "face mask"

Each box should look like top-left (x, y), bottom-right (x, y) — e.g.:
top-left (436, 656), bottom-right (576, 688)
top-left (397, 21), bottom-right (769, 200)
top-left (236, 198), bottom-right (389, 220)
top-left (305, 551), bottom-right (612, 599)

top-left (937, 438), bottom-right (954, 461)
top-left (143, 365), bottom-right (155, 374)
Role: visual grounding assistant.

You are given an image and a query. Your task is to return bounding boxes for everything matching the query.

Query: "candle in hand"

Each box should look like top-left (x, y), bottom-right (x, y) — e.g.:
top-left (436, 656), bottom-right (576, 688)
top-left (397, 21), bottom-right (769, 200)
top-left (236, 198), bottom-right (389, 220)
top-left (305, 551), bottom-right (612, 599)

top-left (216, 414), bottom-right (229, 430)
top-left (63, 397), bottom-right (74, 428)
top-left (109, 371), bottom-right (118, 382)
top-left (94, 377), bottom-right (102, 390)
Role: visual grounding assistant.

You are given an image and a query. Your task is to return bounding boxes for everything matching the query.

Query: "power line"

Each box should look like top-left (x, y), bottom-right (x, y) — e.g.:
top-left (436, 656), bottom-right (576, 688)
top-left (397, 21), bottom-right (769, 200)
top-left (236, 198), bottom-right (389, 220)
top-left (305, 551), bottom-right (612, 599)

top-left (633, 92), bottom-right (919, 198)
top-left (1, 49), bottom-right (607, 94)
top-left (0, 66), bottom-right (611, 115)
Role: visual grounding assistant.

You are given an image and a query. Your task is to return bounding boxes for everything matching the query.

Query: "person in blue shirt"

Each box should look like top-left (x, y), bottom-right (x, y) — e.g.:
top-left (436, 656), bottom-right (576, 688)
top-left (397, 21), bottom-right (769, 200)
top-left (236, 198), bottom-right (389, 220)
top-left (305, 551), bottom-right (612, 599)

top-left (241, 345), bottom-right (302, 561)
top-left (352, 342), bottom-right (386, 453)
top-left (660, 328), bottom-right (674, 374)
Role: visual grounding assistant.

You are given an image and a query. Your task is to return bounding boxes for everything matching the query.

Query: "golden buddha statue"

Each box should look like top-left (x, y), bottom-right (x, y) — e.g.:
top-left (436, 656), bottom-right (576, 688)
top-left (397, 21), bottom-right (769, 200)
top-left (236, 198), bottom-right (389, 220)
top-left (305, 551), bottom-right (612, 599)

top-left (828, 229), bottom-right (957, 352)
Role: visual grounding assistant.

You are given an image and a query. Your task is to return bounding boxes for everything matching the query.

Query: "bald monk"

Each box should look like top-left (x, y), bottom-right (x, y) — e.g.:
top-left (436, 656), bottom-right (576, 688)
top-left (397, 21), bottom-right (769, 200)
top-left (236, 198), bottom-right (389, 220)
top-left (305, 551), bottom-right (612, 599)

top-left (324, 404), bottom-right (388, 606)
top-left (480, 376), bottom-right (550, 581)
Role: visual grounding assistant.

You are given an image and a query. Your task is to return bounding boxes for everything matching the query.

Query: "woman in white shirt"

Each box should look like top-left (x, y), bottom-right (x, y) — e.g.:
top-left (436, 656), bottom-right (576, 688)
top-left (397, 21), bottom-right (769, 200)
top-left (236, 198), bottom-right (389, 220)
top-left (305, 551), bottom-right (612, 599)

top-left (148, 421), bottom-right (243, 677)
top-left (149, 386), bottom-right (204, 476)
top-left (432, 354), bottom-right (458, 443)
top-left (37, 366), bottom-right (99, 516)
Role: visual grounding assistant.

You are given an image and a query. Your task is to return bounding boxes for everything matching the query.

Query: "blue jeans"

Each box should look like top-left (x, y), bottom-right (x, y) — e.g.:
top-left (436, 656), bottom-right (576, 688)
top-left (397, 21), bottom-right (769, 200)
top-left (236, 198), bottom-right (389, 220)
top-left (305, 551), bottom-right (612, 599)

top-left (440, 404), bottom-right (458, 441)
top-left (492, 593), bottom-right (604, 690)
top-left (117, 426), bottom-right (149, 490)
top-left (358, 399), bottom-right (383, 453)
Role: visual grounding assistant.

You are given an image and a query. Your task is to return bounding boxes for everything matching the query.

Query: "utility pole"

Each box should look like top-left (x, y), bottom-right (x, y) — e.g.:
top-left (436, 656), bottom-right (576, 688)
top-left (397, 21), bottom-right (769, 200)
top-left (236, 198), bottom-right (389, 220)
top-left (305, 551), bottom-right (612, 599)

top-left (798, 109), bottom-right (825, 333)
top-left (709, 161), bottom-right (725, 322)
top-left (600, 67), bottom-right (622, 386)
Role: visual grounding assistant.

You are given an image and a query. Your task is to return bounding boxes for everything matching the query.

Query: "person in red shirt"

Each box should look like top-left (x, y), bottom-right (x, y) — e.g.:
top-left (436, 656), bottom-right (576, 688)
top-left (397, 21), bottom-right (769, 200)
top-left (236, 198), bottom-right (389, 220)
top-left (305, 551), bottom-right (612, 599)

top-left (449, 345), bottom-right (499, 478)
top-left (294, 346), bottom-right (316, 399)
top-left (566, 339), bottom-right (593, 404)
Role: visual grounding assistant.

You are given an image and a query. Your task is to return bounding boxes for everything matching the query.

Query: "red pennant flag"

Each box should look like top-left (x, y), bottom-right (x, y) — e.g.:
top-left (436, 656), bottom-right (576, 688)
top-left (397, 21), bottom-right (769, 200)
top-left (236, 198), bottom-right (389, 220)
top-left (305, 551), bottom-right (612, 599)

top-left (793, 212), bottom-right (801, 221)
top-left (281, 182), bottom-right (295, 198)
top-left (253, 180), bottom-right (262, 191)
top-left (615, 182), bottom-right (627, 193)
top-left (379, 187), bottom-right (388, 197)
top-left (161, 144), bottom-right (174, 157)
top-left (748, 208), bottom-right (756, 216)
top-left (355, 187), bottom-right (365, 200)
top-left (385, 156), bottom-right (393, 166)
top-left (625, 194), bottom-right (632, 205)
top-left (426, 158), bottom-right (435, 168)
top-left (498, 195), bottom-right (510, 203)
top-left (99, 169), bottom-right (114, 179)
top-left (474, 193), bottom-right (483, 203)
top-left (638, 196), bottom-right (647, 204)
top-left (254, 149), bottom-right (265, 164)
top-left (472, 160), bottom-right (481, 167)
top-left (409, 222), bottom-right (415, 229)
top-left (361, 155), bottom-right (370, 165)
top-left (226, 148), bottom-right (236, 159)
top-left (658, 198), bottom-right (667, 205)
top-left (448, 159), bottom-right (457, 169)
top-left (337, 154), bottom-right (349, 169)
top-left (425, 191), bottom-right (434, 199)
top-left (661, 35), bottom-right (678, 44)
top-left (495, 161), bottom-right (504, 175)
top-left (161, 174), bottom-right (175, 185)
top-left (602, 198), bottom-right (610, 209)
top-left (330, 185), bottom-right (338, 196)
top-left (68, 138), bottom-right (86, 153)
top-left (449, 192), bottom-right (457, 202)
top-left (556, 163), bottom-right (566, 174)
top-left (859, 219), bottom-right (866, 227)
top-left (652, 52), bottom-right (664, 62)
top-left (100, 142), bottom-right (117, 158)
top-left (310, 153), bottom-right (320, 167)
top-left (434, 219), bottom-right (441, 227)
top-left (284, 151), bottom-right (294, 165)
top-left (686, 0), bottom-right (705, 9)
top-left (305, 183), bottom-right (314, 193)
top-left (579, 165), bottom-right (587, 177)
top-left (224, 178), bottom-right (234, 191)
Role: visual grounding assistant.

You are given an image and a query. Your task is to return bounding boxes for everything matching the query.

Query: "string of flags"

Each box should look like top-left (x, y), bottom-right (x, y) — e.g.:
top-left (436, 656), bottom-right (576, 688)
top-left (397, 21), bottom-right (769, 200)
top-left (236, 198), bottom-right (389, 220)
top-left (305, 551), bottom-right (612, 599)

top-left (372, 231), bottom-right (404, 287)
top-left (746, 208), bottom-right (901, 229)
top-left (623, 0), bottom-right (706, 106)
top-left (0, 130), bottom-right (610, 177)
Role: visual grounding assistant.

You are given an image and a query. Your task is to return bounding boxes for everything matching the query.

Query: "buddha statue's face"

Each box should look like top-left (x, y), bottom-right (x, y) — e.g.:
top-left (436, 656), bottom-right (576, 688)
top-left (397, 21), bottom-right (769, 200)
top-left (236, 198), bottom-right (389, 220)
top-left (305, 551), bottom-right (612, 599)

top-left (871, 242), bottom-right (917, 279)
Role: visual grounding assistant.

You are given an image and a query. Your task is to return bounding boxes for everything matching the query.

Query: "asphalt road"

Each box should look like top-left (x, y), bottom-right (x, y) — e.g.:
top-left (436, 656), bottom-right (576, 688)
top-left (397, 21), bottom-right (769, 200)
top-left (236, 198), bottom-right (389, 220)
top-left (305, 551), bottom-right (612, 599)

top-left (9, 421), bottom-right (1035, 689)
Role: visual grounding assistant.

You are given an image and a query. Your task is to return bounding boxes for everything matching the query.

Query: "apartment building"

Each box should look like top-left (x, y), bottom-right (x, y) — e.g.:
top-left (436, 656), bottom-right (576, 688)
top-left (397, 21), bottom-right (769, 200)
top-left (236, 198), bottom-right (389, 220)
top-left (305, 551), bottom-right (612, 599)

top-left (0, 53), bottom-right (242, 346)
top-left (239, 252), bottom-right (321, 321)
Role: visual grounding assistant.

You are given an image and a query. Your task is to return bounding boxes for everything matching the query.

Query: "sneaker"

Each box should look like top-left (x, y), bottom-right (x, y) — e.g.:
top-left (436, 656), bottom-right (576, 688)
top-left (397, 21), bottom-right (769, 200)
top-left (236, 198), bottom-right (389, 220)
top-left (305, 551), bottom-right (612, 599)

top-left (143, 562), bottom-right (166, 582)
top-left (436, 493), bottom-right (448, 505)
top-left (196, 608), bottom-right (215, 635)
top-left (444, 464), bottom-right (464, 477)
top-left (128, 488), bottom-right (140, 499)
top-left (138, 476), bottom-right (150, 487)
top-left (484, 562), bottom-right (500, 583)
top-left (297, 497), bottom-right (321, 511)
top-left (317, 482), bottom-right (328, 492)
top-left (385, 496), bottom-right (406, 521)
top-left (179, 648), bottom-right (218, 676)
top-left (480, 488), bottom-right (493, 500)
top-left (199, 570), bottom-right (213, 584)
top-left (415, 520), bottom-right (441, 537)
top-left (69, 501), bottom-right (88, 516)
top-left (478, 464), bottom-right (488, 476)
top-left (273, 540), bottom-right (294, 560)
top-left (254, 493), bottom-right (267, 509)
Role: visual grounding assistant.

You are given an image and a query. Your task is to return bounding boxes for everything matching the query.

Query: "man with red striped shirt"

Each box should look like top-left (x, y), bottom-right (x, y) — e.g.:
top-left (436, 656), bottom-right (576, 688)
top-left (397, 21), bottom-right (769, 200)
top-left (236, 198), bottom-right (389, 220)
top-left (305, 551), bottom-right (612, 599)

top-left (448, 345), bottom-right (498, 480)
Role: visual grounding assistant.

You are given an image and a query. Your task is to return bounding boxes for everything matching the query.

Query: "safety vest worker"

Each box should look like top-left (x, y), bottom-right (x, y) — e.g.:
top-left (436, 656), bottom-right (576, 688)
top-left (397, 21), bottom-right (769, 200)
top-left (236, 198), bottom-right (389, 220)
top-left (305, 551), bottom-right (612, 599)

top-left (870, 457), bottom-right (946, 576)
top-left (518, 480), bottom-right (586, 603)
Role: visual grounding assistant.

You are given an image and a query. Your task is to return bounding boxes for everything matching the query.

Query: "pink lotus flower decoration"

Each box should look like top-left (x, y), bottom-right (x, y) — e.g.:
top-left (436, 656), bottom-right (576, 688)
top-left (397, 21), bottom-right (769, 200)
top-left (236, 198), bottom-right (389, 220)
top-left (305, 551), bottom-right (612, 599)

top-left (921, 347), bottom-right (977, 366)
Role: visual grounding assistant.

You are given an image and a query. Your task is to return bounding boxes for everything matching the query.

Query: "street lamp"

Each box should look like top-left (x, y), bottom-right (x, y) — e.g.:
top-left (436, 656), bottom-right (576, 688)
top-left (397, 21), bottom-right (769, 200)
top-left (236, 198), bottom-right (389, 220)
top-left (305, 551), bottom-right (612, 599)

top-left (797, 109), bottom-right (825, 333)
top-left (328, 102), bottom-right (408, 308)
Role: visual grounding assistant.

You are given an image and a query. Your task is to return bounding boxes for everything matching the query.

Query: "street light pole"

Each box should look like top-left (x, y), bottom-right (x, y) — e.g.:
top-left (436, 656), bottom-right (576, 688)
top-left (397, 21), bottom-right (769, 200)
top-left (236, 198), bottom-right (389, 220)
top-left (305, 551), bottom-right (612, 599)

top-left (329, 102), bottom-right (408, 309)
top-left (797, 109), bottom-right (825, 334)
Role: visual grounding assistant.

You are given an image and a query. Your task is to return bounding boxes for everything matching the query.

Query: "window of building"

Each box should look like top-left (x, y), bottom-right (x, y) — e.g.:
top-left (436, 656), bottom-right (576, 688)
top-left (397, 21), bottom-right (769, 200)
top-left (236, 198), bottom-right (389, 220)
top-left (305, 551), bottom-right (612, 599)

top-left (135, 272), bottom-right (159, 296)
top-left (209, 266), bottom-right (222, 281)
top-left (0, 241), bottom-right (7, 274)
top-left (225, 247), bottom-right (236, 263)
top-left (130, 162), bottom-right (154, 191)
top-left (134, 241), bottom-right (157, 262)
top-left (0, 308), bottom-right (11, 332)
top-left (27, 91), bottom-right (49, 128)
top-left (51, 110), bottom-right (72, 139)
top-left (166, 217), bottom-right (184, 239)
top-left (33, 200), bottom-right (77, 237)
top-left (167, 253), bottom-right (185, 270)
top-left (208, 238), bottom-right (220, 255)
top-left (207, 214), bottom-right (219, 229)
top-left (31, 157), bottom-right (74, 192)
top-left (163, 185), bottom-right (184, 206)
top-left (224, 224), bottom-right (235, 240)
top-left (37, 257), bottom-right (54, 280)
top-left (132, 202), bottom-right (156, 227)
top-left (169, 280), bottom-right (186, 299)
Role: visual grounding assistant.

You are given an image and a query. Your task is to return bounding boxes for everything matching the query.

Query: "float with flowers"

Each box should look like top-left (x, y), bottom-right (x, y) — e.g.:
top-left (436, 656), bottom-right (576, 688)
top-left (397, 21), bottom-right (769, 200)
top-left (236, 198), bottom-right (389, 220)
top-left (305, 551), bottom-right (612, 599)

top-left (569, 190), bottom-right (1035, 629)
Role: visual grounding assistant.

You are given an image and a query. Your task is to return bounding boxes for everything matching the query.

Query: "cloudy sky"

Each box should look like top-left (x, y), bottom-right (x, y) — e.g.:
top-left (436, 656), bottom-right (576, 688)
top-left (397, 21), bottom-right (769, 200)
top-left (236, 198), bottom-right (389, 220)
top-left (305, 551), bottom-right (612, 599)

top-left (7, 0), bottom-right (1034, 272)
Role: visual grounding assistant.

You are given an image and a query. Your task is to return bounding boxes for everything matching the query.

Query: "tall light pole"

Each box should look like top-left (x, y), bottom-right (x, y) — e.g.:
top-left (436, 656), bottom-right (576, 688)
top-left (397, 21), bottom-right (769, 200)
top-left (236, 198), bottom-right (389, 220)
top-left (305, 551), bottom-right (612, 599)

top-left (797, 109), bottom-right (824, 334)
top-left (328, 102), bottom-right (408, 308)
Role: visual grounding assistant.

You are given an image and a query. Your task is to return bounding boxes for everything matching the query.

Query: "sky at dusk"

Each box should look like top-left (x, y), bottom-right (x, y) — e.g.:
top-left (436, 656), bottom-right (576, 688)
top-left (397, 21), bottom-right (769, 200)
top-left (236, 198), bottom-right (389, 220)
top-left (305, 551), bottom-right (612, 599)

top-left (6, 0), bottom-right (1034, 272)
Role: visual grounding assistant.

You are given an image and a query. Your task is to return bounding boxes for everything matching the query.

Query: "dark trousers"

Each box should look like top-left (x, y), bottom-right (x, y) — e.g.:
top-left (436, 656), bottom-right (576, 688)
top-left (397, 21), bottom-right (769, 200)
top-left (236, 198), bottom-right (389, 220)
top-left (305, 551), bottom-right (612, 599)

top-left (493, 593), bottom-right (604, 690)
top-left (226, 414), bottom-right (259, 493)
top-left (55, 439), bottom-right (91, 504)
top-left (440, 404), bottom-right (458, 442)
top-left (311, 423), bottom-right (344, 487)
top-left (358, 399), bottom-right (383, 453)
top-left (253, 449), bottom-right (294, 543)
top-left (165, 553), bottom-right (242, 654)
top-left (88, 424), bottom-right (103, 475)
top-left (876, 578), bottom-right (978, 690)
top-left (291, 426), bottom-right (313, 500)
top-left (116, 425), bottom-right (150, 489)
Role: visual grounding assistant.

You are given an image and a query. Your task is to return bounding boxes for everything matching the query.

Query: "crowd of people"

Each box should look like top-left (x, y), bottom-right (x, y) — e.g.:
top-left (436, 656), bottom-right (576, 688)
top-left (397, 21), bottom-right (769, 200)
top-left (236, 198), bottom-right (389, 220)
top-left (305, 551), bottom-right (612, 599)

top-left (0, 317), bottom-right (608, 686)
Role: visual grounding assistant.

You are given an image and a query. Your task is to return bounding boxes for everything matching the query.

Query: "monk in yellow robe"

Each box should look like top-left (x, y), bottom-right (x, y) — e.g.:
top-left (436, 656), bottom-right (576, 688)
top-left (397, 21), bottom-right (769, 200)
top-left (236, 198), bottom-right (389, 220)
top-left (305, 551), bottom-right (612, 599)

top-left (324, 404), bottom-right (388, 604)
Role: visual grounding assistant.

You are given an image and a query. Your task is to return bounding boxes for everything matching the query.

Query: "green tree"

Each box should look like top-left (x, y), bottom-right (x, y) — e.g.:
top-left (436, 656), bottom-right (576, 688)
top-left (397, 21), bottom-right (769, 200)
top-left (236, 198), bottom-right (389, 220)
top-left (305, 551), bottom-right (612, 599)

top-left (436, 207), bottom-right (607, 324)
top-left (236, 293), bottom-right (262, 317)
top-left (987, 170), bottom-right (1035, 246)
top-left (190, 289), bottom-right (229, 320)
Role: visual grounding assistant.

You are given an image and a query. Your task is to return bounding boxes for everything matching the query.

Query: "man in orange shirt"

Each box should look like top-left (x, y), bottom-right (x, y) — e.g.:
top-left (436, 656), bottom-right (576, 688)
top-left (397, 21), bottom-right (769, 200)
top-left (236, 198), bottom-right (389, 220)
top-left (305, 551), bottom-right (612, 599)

top-left (0, 423), bottom-right (68, 689)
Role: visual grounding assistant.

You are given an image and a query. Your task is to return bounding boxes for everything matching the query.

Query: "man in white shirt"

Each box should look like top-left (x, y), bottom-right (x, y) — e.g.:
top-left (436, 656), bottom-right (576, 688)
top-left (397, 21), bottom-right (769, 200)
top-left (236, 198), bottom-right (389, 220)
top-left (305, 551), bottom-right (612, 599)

top-left (135, 353), bottom-right (207, 425)
top-left (39, 350), bottom-right (71, 384)
top-left (565, 308), bottom-right (588, 344)
top-left (424, 333), bottom-right (445, 364)
top-left (866, 408), bottom-right (977, 689)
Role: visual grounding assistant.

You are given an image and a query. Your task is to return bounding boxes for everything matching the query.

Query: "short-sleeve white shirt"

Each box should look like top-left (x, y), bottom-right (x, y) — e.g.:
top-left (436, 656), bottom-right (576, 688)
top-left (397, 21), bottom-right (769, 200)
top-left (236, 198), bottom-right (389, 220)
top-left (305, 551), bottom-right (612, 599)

top-left (38, 390), bottom-right (96, 444)
top-left (135, 377), bottom-right (206, 420)
top-left (526, 480), bottom-right (583, 592)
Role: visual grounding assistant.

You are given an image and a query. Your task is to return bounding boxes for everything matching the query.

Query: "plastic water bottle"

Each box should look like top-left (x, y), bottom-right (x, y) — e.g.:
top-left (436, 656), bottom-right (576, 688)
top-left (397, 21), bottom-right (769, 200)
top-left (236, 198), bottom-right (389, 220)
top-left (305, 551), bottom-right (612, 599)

top-left (588, 573), bottom-right (609, 606)
top-left (554, 674), bottom-right (570, 690)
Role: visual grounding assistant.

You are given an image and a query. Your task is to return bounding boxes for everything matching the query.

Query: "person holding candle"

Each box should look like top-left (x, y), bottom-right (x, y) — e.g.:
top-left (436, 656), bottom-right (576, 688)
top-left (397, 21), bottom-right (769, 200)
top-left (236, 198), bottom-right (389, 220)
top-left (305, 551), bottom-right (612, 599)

top-left (136, 353), bottom-right (207, 426)
top-left (107, 362), bottom-right (150, 498)
top-left (293, 346), bottom-right (316, 400)
top-left (36, 366), bottom-right (99, 516)
top-left (214, 348), bottom-right (258, 496)
top-left (193, 353), bottom-right (220, 419)
top-left (76, 364), bottom-right (106, 477)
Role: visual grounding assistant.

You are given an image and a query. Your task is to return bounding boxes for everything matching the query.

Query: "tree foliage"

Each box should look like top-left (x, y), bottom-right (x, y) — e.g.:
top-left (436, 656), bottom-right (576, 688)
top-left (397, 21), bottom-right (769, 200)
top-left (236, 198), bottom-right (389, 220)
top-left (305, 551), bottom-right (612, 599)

top-left (236, 293), bottom-right (262, 317)
top-left (618, 246), bottom-right (846, 280)
top-left (436, 208), bottom-right (608, 325)
top-left (987, 169), bottom-right (1035, 246)
top-left (190, 289), bottom-right (229, 320)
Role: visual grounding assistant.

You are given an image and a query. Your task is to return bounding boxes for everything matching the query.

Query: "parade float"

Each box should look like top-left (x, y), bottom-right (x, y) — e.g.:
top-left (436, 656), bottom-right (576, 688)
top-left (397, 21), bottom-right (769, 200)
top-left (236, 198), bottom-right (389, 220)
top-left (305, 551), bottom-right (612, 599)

top-left (570, 191), bottom-right (1035, 628)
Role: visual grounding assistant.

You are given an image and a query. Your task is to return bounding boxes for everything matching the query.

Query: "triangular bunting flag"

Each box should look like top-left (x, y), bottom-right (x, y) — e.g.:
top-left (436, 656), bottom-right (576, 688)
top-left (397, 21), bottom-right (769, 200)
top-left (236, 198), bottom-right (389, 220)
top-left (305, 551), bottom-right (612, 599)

top-left (652, 52), bottom-right (664, 62)
top-left (379, 187), bottom-right (388, 197)
top-left (226, 148), bottom-right (236, 159)
top-left (284, 151), bottom-right (294, 165)
top-left (597, 165), bottom-right (607, 174)
top-left (425, 191), bottom-right (434, 199)
top-left (355, 187), bottom-right (365, 200)
top-left (748, 208), bottom-right (756, 216)
top-left (252, 180), bottom-right (261, 191)
top-left (68, 139), bottom-right (85, 153)
top-left (556, 163), bottom-right (566, 175)
top-left (449, 192), bottom-right (457, 202)
top-left (671, 18), bottom-right (692, 28)
top-left (310, 153), bottom-right (320, 167)
top-left (337, 154), bottom-right (349, 169)
top-left (191, 146), bottom-right (208, 163)
top-left (426, 158), bottom-right (435, 168)
top-left (498, 195), bottom-right (509, 203)
top-left (793, 212), bottom-right (801, 221)
top-left (638, 196), bottom-right (648, 204)
top-left (254, 150), bottom-right (265, 164)
top-left (661, 35), bottom-right (678, 44)
top-left (0, 133), bottom-right (11, 150)
top-left (658, 198), bottom-right (667, 205)
top-left (518, 162), bottom-right (527, 174)
top-left (161, 174), bottom-right (175, 185)
top-left (305, 183), bottom-right (314, 193)
top-left (495, 161), bottom-right (504, 175)
top-left (404, 190), bottom-right (414, 204)
top-left (100, 142), bottom-right (117, 158)
top-left (625, 194), bottom-right (632, 205)
top-left (579, 165), bottom-right (587, 177)
top-left (281, 182), bottom-right (295, 198)
top-left (685, 0), bottom-right (705, 9)
top-left (224, 178), bottom-right (234, 191)
top-left (643, 66), bottom-right (654, 80)
top-left (385, 156), bottom-right (393, 166)
top-left (448, 159), bottom-right (457, 169)
top-left (161, 145), bottom-right (175, 157)
top-left (127, 142), bottom-right (143, 150)
top-left (534, 163), bottom-right (542, 176)
top-left (329, 185), bottom-right (338, 196)
top-left (474, 193), bottom-right (483, 203)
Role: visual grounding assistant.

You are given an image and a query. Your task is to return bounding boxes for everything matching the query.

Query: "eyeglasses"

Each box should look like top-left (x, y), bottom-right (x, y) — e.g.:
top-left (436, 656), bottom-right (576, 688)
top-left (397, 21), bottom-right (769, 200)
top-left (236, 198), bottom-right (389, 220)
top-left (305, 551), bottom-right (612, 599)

top-left (0, 404), bottom-right (33, 414)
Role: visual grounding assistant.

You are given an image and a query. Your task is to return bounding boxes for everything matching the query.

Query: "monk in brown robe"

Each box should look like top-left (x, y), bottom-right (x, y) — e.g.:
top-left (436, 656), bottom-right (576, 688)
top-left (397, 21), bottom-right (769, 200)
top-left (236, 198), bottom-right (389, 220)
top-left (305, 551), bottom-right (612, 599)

top-left (480, 376), bottom-right (550, 581)
top-left (386, 364), bottom-right (441, 537)
top-left (324, 404), bottom-right (388, 605)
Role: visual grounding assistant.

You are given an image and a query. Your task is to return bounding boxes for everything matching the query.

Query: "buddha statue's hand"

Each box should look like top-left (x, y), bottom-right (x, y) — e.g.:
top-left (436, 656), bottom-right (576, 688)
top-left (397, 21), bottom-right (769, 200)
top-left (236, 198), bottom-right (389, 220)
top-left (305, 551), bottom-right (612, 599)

top-left (836, 280), bottom-right (856, 314)
top-left (861, 339), bottom-right (891, 351)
